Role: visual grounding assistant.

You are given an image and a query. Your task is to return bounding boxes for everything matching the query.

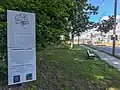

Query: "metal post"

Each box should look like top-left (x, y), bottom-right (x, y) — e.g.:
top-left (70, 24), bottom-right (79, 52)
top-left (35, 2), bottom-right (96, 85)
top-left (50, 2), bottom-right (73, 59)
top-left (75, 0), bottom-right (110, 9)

top-left (112, 0), bottom-right (117, 55)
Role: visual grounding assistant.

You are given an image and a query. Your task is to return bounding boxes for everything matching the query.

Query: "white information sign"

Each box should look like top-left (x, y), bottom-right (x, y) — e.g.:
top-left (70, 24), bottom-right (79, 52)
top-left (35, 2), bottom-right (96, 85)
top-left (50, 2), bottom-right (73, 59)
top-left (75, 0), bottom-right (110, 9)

top-left (7, 10), bottom-right (36, 85)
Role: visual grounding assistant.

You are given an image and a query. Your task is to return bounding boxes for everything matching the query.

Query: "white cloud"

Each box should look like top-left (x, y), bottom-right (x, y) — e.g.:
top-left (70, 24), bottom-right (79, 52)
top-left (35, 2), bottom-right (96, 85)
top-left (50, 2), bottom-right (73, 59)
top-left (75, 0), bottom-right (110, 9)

top-left (101, 16), bottom-right (109, 21)
top-left (117, 15), bottom-right (120, 20)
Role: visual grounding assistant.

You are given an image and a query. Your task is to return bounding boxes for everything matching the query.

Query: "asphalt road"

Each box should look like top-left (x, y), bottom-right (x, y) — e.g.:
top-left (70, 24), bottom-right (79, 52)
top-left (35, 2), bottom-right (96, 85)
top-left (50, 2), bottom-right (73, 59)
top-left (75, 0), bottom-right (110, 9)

top-left (94, 46), bottom-right (120, 56)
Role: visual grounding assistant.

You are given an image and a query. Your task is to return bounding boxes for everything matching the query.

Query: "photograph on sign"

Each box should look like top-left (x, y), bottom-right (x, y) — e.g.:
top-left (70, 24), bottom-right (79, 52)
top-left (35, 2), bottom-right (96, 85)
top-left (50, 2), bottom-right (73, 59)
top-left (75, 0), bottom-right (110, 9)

top-left (7, 10), bottom-right (36, 85)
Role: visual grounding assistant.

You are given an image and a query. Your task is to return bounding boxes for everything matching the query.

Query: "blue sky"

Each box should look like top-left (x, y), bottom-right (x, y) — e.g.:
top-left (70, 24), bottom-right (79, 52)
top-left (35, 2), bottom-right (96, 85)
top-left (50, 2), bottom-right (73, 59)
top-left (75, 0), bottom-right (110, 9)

top-left (88, 0), bottom-right (120, 22)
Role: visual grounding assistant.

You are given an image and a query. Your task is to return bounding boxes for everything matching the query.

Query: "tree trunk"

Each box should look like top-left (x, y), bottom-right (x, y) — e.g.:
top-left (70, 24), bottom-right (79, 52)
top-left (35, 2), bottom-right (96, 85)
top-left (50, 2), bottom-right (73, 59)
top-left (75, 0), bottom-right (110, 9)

top-left (70, 33), bottom-right (74, 49)
top-left (78, 35), bottom-right (80, 45)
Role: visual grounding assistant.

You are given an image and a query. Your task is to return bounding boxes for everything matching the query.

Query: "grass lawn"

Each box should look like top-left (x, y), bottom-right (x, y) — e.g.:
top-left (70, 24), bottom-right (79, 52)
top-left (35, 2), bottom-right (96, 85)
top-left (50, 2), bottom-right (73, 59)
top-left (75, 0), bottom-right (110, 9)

top-left (27, 45), bottom-right (120, 90)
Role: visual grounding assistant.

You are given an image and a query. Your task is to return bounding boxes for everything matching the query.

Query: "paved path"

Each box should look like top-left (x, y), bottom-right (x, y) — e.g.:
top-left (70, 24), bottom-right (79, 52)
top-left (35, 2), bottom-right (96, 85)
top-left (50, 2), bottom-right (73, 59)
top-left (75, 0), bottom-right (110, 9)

top-left (81, 45), bottom-right (120, 72)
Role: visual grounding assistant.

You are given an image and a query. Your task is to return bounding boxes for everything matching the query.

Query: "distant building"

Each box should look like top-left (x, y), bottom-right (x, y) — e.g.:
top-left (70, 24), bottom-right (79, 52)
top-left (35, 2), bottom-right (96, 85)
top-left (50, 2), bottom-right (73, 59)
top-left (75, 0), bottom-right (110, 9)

top-left (74, 23), bottom-right (120, 46)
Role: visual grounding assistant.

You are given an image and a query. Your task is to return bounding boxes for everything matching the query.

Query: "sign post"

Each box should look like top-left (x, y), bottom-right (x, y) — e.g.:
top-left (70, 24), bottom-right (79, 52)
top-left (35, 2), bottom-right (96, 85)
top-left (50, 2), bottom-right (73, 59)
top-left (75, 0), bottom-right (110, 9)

top-left (7, 10), bottom-right (36, 89)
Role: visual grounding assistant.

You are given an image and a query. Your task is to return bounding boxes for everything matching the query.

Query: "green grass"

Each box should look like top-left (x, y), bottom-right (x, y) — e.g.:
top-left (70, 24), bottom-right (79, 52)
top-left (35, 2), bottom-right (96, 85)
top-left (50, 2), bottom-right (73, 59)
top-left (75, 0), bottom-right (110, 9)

top-left (27, 45), bottom-right (120, 90)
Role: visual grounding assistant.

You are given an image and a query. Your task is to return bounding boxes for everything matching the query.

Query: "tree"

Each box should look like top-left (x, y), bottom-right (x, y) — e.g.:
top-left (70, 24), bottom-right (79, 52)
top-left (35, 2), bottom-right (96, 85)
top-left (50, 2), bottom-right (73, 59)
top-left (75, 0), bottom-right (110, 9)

top-left (93, 16), bottom-right (115, 45)
top-left (1, 0), bottom-right (73, 49)
top-left (97, 16), bottom-right (115, 33)
top-left (0, 5), bottom-right (7, 84)
top-left (67, 0), bottom-right (98, 48)
top-left (0, 0), bottom-right (98, 83)
top-left (0, 0), bottom-right (73, 83)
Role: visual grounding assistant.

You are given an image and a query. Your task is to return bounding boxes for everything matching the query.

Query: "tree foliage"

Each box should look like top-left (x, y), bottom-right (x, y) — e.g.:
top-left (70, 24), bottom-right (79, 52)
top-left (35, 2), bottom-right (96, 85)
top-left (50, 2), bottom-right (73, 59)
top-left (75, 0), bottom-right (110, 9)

top-left (97, 16), bottom-right (115, 33)
top-left (0, 0), bottom-right (98, 83)
top-left (66, 0), bottom-right (98, 47)
top-left (67, 0), bottom-right (98, 38)
top-left (0, 0), bottom-right (72, 84)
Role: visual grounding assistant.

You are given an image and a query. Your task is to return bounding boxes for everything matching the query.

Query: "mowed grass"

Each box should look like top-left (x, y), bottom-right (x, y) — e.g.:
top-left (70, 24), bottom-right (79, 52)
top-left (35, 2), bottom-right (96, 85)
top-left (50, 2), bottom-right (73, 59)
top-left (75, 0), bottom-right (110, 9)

top-left (28, 45), bottom-right (120, 90)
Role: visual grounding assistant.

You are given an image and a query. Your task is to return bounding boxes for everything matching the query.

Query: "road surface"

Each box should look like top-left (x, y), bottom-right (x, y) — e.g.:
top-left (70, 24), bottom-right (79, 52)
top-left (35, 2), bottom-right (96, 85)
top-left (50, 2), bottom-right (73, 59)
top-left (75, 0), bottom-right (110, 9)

top-left (94, 45), bottom-right (120, 56)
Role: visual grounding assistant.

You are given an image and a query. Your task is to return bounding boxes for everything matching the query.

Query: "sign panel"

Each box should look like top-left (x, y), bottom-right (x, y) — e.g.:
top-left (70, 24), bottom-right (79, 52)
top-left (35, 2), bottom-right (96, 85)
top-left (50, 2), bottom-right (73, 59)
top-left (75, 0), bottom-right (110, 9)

top-left (7, 10), bottom-right (36, 85)
top-left (111, 35), bottom-right (118, 40)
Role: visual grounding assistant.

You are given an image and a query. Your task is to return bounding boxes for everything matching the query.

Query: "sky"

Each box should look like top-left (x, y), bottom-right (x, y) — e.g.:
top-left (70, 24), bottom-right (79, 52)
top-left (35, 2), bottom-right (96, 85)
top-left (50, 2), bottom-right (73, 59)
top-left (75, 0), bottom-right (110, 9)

top-left (88, 0), bottom-right (120, 22)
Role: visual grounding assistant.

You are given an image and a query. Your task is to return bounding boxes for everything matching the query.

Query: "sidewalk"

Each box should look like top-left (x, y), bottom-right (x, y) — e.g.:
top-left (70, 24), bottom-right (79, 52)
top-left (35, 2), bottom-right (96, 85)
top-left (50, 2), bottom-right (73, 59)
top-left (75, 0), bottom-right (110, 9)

top-left (81, 45), bottom-right (120, 72)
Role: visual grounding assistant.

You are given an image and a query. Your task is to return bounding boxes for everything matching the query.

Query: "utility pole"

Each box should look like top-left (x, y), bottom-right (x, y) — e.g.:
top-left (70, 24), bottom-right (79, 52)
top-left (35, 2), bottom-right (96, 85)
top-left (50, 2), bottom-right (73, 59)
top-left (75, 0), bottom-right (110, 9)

top-left (112, 0), bottom-right (117, 55)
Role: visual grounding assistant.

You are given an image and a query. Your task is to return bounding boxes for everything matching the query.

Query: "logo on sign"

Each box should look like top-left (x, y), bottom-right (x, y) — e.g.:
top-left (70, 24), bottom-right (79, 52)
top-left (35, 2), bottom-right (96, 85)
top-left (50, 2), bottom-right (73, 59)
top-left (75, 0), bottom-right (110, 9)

top-left (15, 13), bottom-right (29, 27)
top-left (13, 75), bottom-right (20, 83)
top-left (26, 73), bottom-right (32, 80)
